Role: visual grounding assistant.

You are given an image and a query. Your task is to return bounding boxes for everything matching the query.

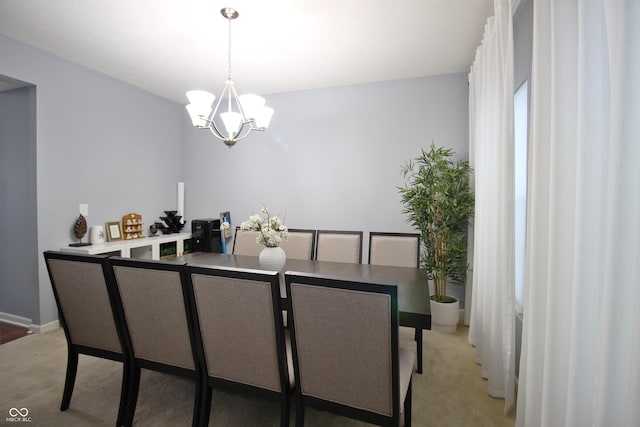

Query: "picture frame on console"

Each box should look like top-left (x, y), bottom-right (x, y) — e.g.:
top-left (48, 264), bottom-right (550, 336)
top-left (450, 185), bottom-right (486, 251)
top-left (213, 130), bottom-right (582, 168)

top-left (106, 221), bottom-right (122, 241)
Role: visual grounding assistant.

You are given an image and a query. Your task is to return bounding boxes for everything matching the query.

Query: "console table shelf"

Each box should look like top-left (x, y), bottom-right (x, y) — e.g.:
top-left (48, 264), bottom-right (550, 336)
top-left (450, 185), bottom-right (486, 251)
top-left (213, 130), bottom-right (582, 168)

top-left (62, 233), bottom-right (192, 260)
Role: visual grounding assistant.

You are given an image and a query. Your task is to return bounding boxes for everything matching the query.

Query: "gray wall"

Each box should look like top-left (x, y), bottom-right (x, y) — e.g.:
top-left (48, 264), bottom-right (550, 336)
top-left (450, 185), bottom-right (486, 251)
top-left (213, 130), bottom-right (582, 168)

top-left (0, 86), bottom-right (38, 322)
top-left (0, 34), bottom-right (184, 327)
top-left (182, 74), bottom-right (470, 263)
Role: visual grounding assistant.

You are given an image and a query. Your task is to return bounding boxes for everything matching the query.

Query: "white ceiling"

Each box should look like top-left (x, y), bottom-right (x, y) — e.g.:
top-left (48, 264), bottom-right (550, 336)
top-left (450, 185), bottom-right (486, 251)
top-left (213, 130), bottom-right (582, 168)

top-left (0, 0), bottom-right (493, 103)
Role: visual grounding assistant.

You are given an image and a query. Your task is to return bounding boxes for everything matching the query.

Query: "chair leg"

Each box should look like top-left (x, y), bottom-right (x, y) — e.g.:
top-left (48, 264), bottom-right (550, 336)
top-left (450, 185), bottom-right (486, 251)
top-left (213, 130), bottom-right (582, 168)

top-left (123, 367), bottom-right (141, 427)
top-left (294, 397), bottom-right (305, 427)
top-left (403, 378), bottom-right (412, 427)
top-left (198, 385), bottom-right (213, 427)
top-left (116, 362), bottom-right (131, 427)
top-left (415, 328), bottom-right (423, 374)
top-left (60, 348), bottom-right (79, 411)
top-left (191, 380), bottom-right (202, 427)
top-left (280, 393), bottom-right (291, 427)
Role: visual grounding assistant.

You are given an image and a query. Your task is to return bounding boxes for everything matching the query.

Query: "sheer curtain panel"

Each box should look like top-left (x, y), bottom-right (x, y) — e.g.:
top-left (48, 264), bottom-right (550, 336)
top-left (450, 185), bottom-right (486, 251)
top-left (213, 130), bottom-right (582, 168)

top-left (516, 0), bottom-right (640, 426)
top-left (468, 0), bottom-right (516, 413)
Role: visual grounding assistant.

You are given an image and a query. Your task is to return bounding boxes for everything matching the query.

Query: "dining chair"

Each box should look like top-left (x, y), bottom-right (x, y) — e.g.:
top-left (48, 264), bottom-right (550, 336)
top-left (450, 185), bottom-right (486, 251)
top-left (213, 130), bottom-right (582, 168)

top-left (279, 228), bottom-right (316, 260)
top-left (314, 230), bottom-right (363, 264)
top-left (232, 227), bottom-right (263, 257)
top-left (184, 265), bottom-right (293, 427)
top-left (368, 232), bottom-right (421, 268)
top-left (285, 272), bottom-right (414, 427)
top-left (369, 232), bottom-right (423, 371)
top-left (43, 251), bottom-right (130, 426)
top-left (107, 257), bottom-right (200, 427)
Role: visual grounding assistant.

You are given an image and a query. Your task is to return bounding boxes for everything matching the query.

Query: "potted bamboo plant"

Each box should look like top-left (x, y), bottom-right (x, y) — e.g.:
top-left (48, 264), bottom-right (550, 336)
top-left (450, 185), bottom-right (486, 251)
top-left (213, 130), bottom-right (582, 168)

top-left (398, 143), bottom-right (474, 332)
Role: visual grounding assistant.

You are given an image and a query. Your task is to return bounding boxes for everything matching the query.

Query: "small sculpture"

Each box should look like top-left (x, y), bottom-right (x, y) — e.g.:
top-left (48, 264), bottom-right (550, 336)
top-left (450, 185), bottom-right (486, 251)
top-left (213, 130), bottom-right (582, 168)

top-left (69, 214), bottom-right (91, 247)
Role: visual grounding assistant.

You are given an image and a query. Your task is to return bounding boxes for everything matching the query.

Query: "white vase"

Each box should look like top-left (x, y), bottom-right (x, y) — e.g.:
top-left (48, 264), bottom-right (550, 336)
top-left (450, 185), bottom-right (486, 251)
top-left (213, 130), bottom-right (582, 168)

top-left (430, 297), bottom-right (460, 333)
top-left (259, 246), bottom-right (287, 271)
top-left (89, 225), bottom-right (105, 244)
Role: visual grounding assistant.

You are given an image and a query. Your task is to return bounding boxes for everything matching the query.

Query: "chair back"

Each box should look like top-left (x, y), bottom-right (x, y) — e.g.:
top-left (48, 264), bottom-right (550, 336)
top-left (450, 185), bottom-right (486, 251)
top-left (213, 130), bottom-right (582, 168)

top-left (315, 230), bottom-right (363, 264)
top-left (369, 232), bottom-right (420, 268)
top-left (232, 228), bottom-right (263, 257)
top-left (279, 229), bottom-right (316, 260)
top-left (285, 272), bottom-right (401, 423)
top-left (44, 251), bottom-right (121, 354)
top-left (110, 258), bottom-right (194, 370)
top-left (186, 266), bottom-right (290, 393)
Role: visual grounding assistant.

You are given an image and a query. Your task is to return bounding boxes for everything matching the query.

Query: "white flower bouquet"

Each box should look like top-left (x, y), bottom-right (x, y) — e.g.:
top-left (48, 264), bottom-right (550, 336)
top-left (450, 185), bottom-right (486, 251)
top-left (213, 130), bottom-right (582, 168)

top-left (240, 207), bottom-right (289, 248)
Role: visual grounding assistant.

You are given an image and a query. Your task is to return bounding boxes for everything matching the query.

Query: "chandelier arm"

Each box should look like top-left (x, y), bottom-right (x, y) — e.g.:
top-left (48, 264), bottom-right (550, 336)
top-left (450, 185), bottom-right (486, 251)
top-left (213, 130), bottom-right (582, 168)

top-left (229, 124), bottom-right (253, 142)
top-left (208, 121), bottom-right (229, 141)
top-left (228, 81), bottom-right (249, 121)
top-left (211, 82), bottom-right (230, 118)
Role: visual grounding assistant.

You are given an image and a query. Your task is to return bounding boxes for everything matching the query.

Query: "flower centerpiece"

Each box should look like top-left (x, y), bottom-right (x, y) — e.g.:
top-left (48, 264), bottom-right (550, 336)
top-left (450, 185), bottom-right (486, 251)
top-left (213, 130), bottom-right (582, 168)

top-left (240, 207), bottom-right (289, 247)
top-left (241, 207), bottom-right (289, 271)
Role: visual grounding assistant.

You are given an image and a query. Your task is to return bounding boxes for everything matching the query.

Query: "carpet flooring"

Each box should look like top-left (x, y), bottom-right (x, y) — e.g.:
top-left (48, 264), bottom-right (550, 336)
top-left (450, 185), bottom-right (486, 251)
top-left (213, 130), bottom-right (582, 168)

top-left (0, 326), bottom-right (515, 426)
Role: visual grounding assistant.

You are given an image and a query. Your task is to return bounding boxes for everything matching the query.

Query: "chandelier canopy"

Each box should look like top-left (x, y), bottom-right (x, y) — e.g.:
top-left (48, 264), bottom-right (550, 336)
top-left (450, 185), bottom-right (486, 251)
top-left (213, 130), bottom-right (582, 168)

top-left (185, 7), bottom-right (274, 147)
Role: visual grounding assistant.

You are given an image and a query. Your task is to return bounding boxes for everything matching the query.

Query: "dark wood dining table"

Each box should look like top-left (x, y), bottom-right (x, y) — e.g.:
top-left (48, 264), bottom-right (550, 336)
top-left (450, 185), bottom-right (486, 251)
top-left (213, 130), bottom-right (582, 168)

top-left (175, 252), bottom-right (431, 373)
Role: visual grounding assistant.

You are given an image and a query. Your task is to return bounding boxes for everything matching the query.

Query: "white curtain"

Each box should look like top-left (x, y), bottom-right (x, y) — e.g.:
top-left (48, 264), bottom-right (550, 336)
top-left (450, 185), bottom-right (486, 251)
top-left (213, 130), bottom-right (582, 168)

top-left (468, 0), bottom-right (516, 413)
top-left (516, 0), bottom-right (640, 426)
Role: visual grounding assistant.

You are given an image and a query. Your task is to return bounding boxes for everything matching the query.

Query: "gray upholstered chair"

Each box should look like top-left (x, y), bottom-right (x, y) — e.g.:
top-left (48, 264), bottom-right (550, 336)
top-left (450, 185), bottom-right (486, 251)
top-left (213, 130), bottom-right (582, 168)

top-left (184, 265), bottom-right (293, 427)
top-left (315, 230), bottom-right (363, 264)
top-left (369, 232), bottom-right (422, 371)
top-left (108, 257), bottom-right (200, 427)
top-left (279, 228), bottom-right (316, 260)
top-left (285, 272), bottom-right (414, 427)
top-left (232, 227), bottom-right (263, 257)
top-left (43, 251), bottom-right (129, 426)
top-left (368, 232), bottom-right (420, 268)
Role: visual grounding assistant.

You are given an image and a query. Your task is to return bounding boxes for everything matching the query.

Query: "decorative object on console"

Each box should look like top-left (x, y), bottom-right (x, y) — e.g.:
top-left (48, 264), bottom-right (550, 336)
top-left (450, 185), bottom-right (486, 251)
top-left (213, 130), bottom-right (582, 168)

top-left (220, 211), bottom-right (231, 239)
top-left (192, 218), bottom-right (223, 253)
top-left (158, 210), bottom-right (185, 234)
top-left (399, 143), bottom-right (474, 332)
top-left (106, 221), bottom-right (122, 242)
top-left (241, 207), bottom-right (289, 271)
top-left (122, 213), bottom-right (143, 240)
top-left (69, 214), bottom-right (91, 247)
top-left (177, 182), bottom-right (185, 226)
top-left (89, 225), bottom-right (105, 244)
top-left (149, 223), bottom-right (158, 236)
top-left (184, 7), bottom-right (274, 148)
top-left (219, 217), bottom-right (230, 254)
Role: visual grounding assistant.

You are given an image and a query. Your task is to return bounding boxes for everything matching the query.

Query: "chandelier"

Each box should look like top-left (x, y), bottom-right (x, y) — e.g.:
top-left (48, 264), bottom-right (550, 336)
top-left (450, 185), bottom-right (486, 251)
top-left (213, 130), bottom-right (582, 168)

top-left (185, 7), bottom-right (274, 147)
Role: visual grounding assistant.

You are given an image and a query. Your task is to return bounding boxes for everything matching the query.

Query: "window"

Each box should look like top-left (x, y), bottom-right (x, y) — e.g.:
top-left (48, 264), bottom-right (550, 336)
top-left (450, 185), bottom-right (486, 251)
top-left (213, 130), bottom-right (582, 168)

top-left (514, 80), bottom-right (528, 315)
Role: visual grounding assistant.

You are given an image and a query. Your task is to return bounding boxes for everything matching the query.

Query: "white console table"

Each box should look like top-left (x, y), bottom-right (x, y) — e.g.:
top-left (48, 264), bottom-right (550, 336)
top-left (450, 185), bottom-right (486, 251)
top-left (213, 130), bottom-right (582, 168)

top-left (62, 232), bottom-right (192, 260)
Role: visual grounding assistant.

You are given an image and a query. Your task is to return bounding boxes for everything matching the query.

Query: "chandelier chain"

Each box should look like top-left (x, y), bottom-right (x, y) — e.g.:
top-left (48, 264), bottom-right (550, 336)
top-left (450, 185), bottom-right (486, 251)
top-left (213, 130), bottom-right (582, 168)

top-left (227, 13), bottom-right (232, 81)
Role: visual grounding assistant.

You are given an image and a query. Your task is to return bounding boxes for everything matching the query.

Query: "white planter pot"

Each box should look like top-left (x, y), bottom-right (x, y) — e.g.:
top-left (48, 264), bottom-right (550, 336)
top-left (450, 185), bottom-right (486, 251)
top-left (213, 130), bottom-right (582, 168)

top-left (259, 246), bottom-right (287, 272)
top-left (430, 297), bottom-right (459, 333)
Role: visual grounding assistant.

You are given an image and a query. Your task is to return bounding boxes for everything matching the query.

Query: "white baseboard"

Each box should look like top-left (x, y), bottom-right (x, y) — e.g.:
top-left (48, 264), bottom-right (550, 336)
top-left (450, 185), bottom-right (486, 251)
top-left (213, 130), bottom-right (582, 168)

top-left (32, 320), bottom-right (60, 334)
top-left (0, 311), bottom-right (60, 334)
top-left (0, 311), bottom-right (31, 328)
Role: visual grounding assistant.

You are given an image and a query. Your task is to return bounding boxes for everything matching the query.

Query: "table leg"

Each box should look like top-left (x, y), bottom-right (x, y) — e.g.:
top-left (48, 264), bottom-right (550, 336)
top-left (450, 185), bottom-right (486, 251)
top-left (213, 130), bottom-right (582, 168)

top-left (415, 327), bottom-right (423, 374)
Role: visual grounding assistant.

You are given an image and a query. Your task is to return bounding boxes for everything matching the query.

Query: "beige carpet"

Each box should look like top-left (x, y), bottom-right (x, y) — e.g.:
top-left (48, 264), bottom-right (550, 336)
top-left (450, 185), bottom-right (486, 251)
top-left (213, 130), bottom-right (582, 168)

top-left (0, 326), bottom-right (515, 426)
